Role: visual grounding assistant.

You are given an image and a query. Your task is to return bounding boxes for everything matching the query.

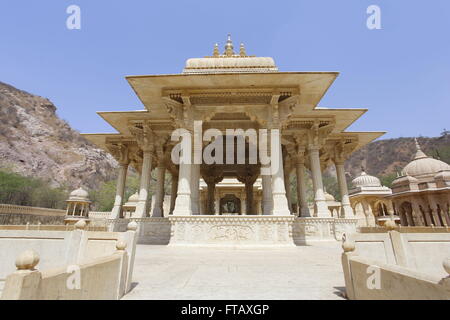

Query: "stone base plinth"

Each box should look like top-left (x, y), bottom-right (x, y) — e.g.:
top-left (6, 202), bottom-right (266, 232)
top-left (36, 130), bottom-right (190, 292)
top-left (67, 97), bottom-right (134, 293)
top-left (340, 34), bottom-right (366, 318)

top-left (292, 217), bottom-right (358, 244)
top-left (168, 215), bottom-right (295, 247)
top-left (105, 217), bottom-right (171, 244)
top-left (103, 216), bottom-right (358, 246)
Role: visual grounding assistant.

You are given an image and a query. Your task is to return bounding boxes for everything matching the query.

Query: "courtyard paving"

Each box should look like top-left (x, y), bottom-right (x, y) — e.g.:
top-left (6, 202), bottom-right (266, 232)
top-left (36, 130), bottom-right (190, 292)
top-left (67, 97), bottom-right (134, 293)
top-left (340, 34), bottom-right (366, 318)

top-left (122, 242), bottom-right (346, 300)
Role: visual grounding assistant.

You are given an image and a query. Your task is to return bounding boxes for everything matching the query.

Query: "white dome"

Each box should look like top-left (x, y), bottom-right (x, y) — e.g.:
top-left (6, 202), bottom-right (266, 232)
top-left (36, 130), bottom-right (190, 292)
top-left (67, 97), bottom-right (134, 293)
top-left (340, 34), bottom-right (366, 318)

top-left (404, 157), bottom-right (450, 177)
top-left (434, 170), bottom-right (450, 180)
top-left (324, 191), bottom-right (335, 201)
top-left (391, 174), bottom-right (419, 188)
top-left (127, 192), bottom-right (139, 203)
top-left (402, 139), bottom-right (450, 178)
top-left (352, 171), bottom-right (381, 187)
top-left (68, 187), bottom-right (90, 202)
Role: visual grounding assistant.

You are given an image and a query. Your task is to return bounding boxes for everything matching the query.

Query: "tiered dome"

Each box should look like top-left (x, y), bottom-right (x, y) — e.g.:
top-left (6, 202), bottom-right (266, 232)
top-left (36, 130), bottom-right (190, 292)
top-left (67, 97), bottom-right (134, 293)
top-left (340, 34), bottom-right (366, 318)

top-left (352, 170), bottom-right (381, 188)
top-left (402, 139), bottom-right (450, 177)
top-left (68, 187), bottom-right (90, 202)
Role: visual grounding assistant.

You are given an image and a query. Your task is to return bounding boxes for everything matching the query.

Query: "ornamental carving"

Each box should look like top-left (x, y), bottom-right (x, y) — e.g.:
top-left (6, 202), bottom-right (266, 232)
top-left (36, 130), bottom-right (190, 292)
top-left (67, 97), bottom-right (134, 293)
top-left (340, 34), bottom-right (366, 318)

top-left (129, 123), bottom-right (155, 152)
top-left (207, 225), bottom-right (254, 241)
top-left (107, 142), bottom-right (130, 165)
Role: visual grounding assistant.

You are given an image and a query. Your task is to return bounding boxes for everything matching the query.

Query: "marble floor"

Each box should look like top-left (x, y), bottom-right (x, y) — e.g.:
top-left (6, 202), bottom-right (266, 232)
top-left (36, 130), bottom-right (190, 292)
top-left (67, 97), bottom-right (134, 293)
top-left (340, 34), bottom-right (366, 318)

top-left (122, 242), bottom-right (346, 300)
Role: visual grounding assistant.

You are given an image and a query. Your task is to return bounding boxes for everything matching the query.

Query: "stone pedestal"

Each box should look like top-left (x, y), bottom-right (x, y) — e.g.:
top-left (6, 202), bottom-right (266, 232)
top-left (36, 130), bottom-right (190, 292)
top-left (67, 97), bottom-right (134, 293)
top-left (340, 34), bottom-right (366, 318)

top-left (168, 215), bottom-right (295, 246)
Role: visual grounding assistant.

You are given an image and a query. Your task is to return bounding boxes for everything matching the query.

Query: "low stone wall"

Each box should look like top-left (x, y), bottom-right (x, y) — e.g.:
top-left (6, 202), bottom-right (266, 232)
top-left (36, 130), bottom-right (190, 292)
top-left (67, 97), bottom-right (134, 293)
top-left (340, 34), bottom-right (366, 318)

top-left (0, 204), bottom-right (66, 225)
top-left (102, 216), bottom-right (359, 246)
top-left (341, 226), bottom-right (450, 299)
top-left (0, 204), bottom-right (66, 216)
top-left (346, 228), bottom-right (450, 278)
top-left (359, 226), bottom-right (450, 233)
top-left (341, 254), bottom-right (450, 300)
top-left (0, 220), bottom-right (138, 299)
top-left (1, 248), bottom-right (130, 300)
top-left (292, 218), bottom-right (358, 244)
top-left (0, 224), bottom-right (106, 231)
top-left (135, 218), bottom-right (171, 244)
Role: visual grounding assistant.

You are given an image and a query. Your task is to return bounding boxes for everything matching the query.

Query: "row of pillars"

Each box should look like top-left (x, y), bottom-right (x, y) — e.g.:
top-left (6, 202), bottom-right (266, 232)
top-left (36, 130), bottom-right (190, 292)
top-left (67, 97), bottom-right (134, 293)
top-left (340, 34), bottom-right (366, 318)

top-left (396, 199), bottom-right (450, 227)
top-left (109, 143), bottom-right (355, 218)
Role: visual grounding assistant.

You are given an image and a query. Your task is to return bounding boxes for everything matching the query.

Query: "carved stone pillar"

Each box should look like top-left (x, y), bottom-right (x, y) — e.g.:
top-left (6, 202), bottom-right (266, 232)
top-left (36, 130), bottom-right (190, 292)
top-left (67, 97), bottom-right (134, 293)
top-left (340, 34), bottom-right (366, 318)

top-left (308, 145), bottom-right (329, 217)
top-left (169, 174), bottom-right (178, 215)
top-left (190, 164), bottom-right (200, 215)
top-left (134, 148), bottom-right (154, 218)
top-left (108, 143), bottom-right (130, 219)
top-left (284, 165), bottom-right (292, 213)
top-left (204, 177), bottom-right (216, 215)
top-left (110, 162), bottom-right (129, 219)
top-left (410, 201), bottom-right (424, 226)
top-left (241, 192), bottom-right (247, 215)
top-left (206, 181), bottom-right (215, 215)
top-left (172, 160), bottom-right (192, 216)
top-left (429, 200), bottom-right (442, 227)
top-left (215, 193), bottom-right (220, 215)
top-left (237, 173), bottom-right (258, 215)
top-left (271, 135), bottom-right (290, 216)
top-left (152, 165), bottom-right (166, 217)
top-left (245, 181), bottom-right (254, 215)
top-left (261, 167), bottom-right (273, 215)
top-left (295, 155), bottom-right (310, 217)
top-left (335, 161), bottom-right (354, 218)
top-left (362, 201), bottom-right (376, 226)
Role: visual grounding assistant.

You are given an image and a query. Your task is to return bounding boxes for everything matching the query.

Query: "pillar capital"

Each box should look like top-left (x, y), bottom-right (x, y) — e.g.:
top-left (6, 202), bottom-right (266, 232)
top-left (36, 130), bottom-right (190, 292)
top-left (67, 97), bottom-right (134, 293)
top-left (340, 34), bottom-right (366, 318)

top-left (129, 123), bottom-right (155, 153)
top-left (107, 142), bottom-right (131, 165)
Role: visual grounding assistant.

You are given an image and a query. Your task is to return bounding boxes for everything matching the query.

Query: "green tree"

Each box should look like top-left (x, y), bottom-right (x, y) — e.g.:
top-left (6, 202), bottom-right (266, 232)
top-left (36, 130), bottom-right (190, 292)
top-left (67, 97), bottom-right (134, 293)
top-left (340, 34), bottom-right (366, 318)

top-left (0, 169), bottom-right (68, 209)
top-left (379, 173), bottom-right (398, 188)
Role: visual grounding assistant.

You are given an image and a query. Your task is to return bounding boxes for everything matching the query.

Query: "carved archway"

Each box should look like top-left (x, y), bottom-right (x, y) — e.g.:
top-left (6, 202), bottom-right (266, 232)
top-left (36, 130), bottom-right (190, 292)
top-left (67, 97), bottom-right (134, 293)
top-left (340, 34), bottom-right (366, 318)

top-left (220, 194), bottom-right (241, 215)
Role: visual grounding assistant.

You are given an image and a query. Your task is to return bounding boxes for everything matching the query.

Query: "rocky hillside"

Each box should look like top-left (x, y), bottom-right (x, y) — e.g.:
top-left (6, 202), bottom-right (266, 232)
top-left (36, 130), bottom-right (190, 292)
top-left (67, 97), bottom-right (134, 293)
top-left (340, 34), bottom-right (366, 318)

top-left (345, 134), bottom-right (450, 179)
top-left (0, 81), bottom-right (448, 191)
top-left (0, 81), bottom-right (117, 190)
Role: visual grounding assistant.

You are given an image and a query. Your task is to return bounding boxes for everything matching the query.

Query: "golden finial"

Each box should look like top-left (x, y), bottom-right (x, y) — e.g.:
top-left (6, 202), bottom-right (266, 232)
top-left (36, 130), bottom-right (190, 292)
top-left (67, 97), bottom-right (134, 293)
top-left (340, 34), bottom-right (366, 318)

top-left (239, 43), bottom-right (246, 56)
top-left (224, 34), bottom-right (234, 56)
top-left (213, 43), bottom-right (219, 57)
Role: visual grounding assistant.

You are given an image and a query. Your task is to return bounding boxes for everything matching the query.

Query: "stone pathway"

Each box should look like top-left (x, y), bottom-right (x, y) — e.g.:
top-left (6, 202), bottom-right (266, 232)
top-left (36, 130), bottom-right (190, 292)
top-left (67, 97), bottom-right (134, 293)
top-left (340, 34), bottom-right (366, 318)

top-left (122, 243), bottom-right (346, 300)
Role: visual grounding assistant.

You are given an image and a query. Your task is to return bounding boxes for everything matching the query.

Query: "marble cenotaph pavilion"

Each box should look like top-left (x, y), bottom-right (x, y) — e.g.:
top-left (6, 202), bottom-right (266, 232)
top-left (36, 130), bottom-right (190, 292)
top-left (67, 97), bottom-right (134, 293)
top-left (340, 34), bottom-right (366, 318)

top-left (83, 36), bottom-right (384, 246)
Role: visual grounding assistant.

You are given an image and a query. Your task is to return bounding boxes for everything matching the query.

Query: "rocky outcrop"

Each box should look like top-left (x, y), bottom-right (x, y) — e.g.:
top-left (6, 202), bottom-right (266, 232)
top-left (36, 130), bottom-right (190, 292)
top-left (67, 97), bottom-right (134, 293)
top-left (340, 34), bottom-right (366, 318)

top-left (345, 134), bottom-right (450, 178)
top-left (0, 81), bottom-right (117, 189)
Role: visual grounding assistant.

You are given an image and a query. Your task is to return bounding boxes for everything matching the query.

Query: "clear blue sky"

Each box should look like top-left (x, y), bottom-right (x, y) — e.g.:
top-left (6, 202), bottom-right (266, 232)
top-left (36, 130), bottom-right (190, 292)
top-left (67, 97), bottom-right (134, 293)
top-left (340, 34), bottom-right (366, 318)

top-left (1, 0), bottom-right (449, 139)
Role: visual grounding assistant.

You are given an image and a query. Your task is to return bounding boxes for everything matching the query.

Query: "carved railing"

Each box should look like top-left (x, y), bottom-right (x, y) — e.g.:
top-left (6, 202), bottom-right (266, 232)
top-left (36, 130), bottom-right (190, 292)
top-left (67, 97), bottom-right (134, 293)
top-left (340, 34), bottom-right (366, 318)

top-left (89, 211), bottom-right (111, 219)
top-left (0, 204), bottom-right (65, 217)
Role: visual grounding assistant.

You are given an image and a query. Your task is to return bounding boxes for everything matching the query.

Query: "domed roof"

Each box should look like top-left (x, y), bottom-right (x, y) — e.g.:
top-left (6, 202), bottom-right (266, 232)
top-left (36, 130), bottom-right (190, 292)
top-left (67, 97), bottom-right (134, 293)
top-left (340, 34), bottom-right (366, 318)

top-left (324, 191), bottom-right (335, 202)
top-left (127, 192), bottom-right (139, 203)
top-left (352, 169), bottom-right (381, 188)
top-left (68, 187), bottom-right (90, 202)
top-left (392, 174), bottom-right (419, 186)
top-left (183, 35), bottom-right (278, 74)
top-left (402, 139), bottom-right (450, 178)
top-left (123, 191), bottom-right (139, 207)
top-left (435, 170), bottom-right (450, 180)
